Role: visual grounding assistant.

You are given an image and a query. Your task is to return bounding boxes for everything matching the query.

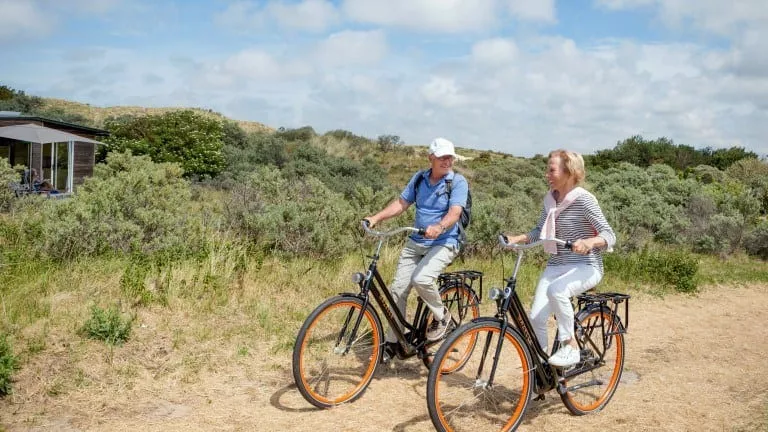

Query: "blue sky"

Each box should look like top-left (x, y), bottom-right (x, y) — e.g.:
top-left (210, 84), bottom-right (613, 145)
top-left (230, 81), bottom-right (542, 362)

top-left (1, 0), bottom-right (767, 157)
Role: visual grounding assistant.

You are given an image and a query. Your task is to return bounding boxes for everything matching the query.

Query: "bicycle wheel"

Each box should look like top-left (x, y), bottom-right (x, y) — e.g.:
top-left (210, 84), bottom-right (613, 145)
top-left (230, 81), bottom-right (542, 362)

top-left (427, 319), bottom-right (534, 432)
top-left (560, 307), bottom-right (625, 415)
top-left (292, 295), bottom-right (383, 409)
top-left (422, 283), bottom-right (481, 370)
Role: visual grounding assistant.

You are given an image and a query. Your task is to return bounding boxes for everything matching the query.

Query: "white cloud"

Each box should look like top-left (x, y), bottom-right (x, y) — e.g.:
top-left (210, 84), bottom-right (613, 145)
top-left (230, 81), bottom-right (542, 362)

top-left (421, 76), bottom-right (467, 108)
top-left (594, 0), bottom-right (768, 35)
top-left (0, 0), bottom-right (54, 41)
top-left (342, 0), bottom-right (498, 33)
top-left (213, 1), bottom-right (264, 31)
top-left (210, 48), bottom-right (313, 85)
top-left (223, 50), bottom-right (284, 79)
top-left (57, 0), bottom-right (122, 14)
top-left (214, 0), bottom-right (339, 33)
top-left (507, 0), bottom-right (556, 23)
top-left (267, 0), bottom-right (339, 32)
top-left (3, 1), bottom-right (766, 157)
top-left (471, 38), bottom-right (520, 66)
top-left (312, 30), bottom-right (388, 68)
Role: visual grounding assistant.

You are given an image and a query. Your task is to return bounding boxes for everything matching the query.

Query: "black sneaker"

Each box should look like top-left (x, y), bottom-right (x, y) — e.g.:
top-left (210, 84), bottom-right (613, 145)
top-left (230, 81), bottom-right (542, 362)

top-left (381, 342), bottom-right (399, 364)
top-left (426, 308), bottom-right (452, 341)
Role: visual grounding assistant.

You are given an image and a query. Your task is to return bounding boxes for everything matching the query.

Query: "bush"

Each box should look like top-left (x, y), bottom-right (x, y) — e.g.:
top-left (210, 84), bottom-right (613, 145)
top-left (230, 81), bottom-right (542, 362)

top-left (377, 134), bottom-right (403, 152)
top-left (40, 152), bottom-right (200, 260)
top-left (464, 191), bottom-right (540, 256)
top-left (224, 166), bottom-right (359, 258)
top-left (103, 110), bottom-right (226, 178)
top-left (80, 304), bottom-right (134, 346)
top-left (275, 126), bottom-right (316, 142)
top-left (0, 334), bottom-right (20, 396)
top-left (744, 222), bottom-right (768, 260)
top-left (323, 129), bottom-right (371, 149)
top-left (606, 247), bottom-right (699, 293)
top-left (0, 158), bottom-right (19, 212)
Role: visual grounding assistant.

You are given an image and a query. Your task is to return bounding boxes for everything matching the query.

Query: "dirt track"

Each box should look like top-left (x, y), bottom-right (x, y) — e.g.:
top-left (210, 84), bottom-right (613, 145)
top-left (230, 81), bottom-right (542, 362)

top-left (2, 284), bottom-right (767, 431)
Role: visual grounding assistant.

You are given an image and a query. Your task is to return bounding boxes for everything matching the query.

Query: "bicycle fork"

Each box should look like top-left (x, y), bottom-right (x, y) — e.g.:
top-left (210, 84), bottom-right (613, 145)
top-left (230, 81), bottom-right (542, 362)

top-left (471, 318), bottom-right (512, 389)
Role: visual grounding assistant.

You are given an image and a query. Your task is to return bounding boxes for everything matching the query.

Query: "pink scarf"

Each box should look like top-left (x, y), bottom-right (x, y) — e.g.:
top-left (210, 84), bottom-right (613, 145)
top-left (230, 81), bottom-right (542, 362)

top-left (540, 187), bottom-right (588, 254)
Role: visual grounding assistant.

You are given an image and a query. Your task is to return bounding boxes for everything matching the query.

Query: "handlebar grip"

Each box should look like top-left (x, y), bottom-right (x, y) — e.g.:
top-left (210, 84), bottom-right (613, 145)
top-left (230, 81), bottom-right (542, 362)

top-left (418, 228), bottom-right (426, 236)
top-left (564, 240), bottom-right (573, 250)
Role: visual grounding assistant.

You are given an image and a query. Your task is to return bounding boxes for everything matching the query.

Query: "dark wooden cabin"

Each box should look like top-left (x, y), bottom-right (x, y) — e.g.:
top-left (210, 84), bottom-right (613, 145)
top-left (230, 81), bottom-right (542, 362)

top-left (0, 114), bottom-right (109, 193)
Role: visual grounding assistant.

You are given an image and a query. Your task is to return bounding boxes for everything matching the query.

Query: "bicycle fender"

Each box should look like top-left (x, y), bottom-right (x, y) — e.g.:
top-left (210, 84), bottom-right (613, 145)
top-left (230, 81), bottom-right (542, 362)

top-left (470, 316), bottom-right (503, 325)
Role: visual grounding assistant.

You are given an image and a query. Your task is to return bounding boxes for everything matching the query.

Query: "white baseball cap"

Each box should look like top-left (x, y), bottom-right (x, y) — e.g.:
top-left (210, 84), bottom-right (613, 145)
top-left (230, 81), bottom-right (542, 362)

top-left (429, 137), bottom-right (457, 158)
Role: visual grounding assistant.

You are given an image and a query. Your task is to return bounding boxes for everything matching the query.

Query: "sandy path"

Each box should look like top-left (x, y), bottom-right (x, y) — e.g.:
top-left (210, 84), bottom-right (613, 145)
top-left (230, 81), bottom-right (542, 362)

top-left (2, 284), bottom-right (767, 431)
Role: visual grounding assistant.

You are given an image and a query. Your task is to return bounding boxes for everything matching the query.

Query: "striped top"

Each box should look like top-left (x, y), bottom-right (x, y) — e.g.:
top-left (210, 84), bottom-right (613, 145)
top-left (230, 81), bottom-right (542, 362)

top-left (526, 192), bottom-right (616, 274)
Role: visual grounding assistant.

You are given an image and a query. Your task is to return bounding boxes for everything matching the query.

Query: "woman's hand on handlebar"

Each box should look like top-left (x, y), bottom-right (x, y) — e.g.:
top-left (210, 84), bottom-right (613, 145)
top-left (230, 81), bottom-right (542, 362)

top-left (571, 237), bottom-right (605, 254)
top-left (503, 233), bottom-right (528, 246)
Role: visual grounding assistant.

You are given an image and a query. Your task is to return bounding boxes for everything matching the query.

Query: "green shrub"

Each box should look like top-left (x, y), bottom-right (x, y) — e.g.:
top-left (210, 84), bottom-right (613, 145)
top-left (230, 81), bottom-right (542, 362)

top-left (606, 247), bottom-right (699, 293)
top-left (80, 305), bottom-right (134, 346)
top-left (0, 334), bottom-right (20, 396)
top-left (120, 255), bottom-right (154, 306)
top-left (0, 159), bottom-right (19, 212)
top-left (322, 129), bottom-right (371, 149)
top-left (40, 152), bottom-right (200, 260)
top-left (275, 126), bottom-right (316, 142)
top-left (103, 110), bottom-right (226, 178)
top-left (224, 166), bottom-right (359, 258)
top-left (467, 191), bottom-right (539, 255)
top-left (744, 222), bottom-right (768, 260)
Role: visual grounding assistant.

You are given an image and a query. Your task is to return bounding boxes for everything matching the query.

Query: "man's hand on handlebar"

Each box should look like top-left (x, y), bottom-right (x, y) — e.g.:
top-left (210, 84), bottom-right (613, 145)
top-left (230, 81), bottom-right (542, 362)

top-left (424, 224), bottom-right (444, 239)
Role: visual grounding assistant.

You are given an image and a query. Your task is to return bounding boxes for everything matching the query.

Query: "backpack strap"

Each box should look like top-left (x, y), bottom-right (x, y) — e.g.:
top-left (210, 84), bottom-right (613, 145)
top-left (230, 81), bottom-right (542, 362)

top-left (443, 176), bottom-right (468, 257)
top-left (413, 171), bottom-right (425, 207)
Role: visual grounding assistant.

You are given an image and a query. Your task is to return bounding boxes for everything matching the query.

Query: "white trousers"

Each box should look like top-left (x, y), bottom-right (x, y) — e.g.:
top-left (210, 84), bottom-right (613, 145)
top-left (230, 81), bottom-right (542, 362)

top-left (385, 239), bottom-right (458, 343)
top-left (529, 264), bottom-right (602, 352)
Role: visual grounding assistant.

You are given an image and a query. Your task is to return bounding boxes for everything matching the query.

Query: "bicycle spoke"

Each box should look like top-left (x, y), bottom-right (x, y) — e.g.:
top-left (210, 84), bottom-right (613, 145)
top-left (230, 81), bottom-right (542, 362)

top-left (560, 308), bottom-right (625, 415)
top-left (428, 322), bottom-right (532, 432)
top-left (293, 297), bottom-right (381, 408)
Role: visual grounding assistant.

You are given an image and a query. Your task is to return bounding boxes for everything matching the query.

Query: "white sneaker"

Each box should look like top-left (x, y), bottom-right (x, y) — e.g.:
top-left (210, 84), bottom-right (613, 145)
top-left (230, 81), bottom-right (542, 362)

top-left (548, 344), bottom-right (580, 367)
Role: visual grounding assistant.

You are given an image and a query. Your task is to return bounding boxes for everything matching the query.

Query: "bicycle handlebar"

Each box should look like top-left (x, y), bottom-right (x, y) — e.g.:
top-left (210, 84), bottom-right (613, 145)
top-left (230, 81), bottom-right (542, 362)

top-left (362, 219), bottom-right (426, 237)
top-left (498, 234), bottom-right (573, 250)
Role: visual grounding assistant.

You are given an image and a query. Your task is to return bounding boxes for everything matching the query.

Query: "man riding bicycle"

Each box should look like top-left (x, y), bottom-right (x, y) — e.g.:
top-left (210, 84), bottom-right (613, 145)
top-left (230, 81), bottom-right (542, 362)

top-left (364, 137), bottom-right (469, 360)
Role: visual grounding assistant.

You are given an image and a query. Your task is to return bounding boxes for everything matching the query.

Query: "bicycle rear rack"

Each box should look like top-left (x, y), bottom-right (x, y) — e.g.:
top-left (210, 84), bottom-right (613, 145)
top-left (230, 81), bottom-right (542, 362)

top-left (576, 292), bottom-right (630, 333)
top-left (438, 270), bottom-right (484, 305)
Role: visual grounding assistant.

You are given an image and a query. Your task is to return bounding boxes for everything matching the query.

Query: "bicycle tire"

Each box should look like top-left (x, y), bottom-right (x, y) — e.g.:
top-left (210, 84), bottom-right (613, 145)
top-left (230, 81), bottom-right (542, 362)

top-left (421, 282), bottom-right (481, 369)
top-left (292, 295), bottom-right (383, 409)
top-left (559, 306), bottom-right (625, 415)
top-left (427, 319), bottom-right (534, 432)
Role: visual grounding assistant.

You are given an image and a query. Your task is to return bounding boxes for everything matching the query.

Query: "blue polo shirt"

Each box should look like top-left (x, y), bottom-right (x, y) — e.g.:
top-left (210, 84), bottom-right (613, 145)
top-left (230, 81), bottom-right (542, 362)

top-left (401, 170), bottom-right (468, 247)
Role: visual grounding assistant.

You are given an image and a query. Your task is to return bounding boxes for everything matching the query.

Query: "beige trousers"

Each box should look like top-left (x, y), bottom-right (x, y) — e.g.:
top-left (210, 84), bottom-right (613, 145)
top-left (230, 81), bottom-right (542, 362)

top-left (385, 239), bottom-right (458, 343)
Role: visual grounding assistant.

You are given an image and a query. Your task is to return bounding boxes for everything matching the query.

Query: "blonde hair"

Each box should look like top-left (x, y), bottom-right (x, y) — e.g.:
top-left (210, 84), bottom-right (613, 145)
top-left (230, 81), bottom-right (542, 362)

top-left (548, 149), bottom-right (585, 184)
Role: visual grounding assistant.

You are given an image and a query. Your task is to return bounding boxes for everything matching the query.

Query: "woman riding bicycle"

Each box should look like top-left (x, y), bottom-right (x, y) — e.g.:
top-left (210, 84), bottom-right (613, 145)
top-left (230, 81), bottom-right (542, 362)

top-left (504, 149), bottom-right (615, 368)
top-left (364, 137), bottom-right (469, 354)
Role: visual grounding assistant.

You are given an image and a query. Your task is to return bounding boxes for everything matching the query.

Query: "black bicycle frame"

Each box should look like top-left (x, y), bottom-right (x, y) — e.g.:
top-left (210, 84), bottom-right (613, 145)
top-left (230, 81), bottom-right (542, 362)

top-left (348, 250), bottom-right (431, 358)
top-left (493, 275), bottom-right (559, 393)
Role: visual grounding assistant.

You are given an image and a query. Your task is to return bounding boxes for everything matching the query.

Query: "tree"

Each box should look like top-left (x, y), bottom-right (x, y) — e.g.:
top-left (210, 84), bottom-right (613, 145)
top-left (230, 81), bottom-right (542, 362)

top-left (377, 134), bottom-right (403, 152)
top-left (103, 110), bottom-right (226, 178)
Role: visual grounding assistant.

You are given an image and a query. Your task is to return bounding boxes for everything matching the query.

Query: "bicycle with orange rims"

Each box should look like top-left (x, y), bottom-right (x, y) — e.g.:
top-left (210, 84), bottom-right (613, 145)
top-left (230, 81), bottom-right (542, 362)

top-left (292, 220), bottom-right (483, 409)
top-left (426, 234), bottom-right (630, 431)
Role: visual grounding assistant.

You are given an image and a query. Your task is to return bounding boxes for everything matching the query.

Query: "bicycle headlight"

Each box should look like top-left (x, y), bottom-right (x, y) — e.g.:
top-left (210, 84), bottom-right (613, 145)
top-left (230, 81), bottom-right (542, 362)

top-left (351, 272), bottom-right (365, 284)
top-left (489, 287), bottom-right (503, 300)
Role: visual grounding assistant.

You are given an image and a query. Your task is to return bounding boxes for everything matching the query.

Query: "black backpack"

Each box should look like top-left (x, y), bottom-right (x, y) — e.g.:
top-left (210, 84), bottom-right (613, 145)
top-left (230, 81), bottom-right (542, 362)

top-left (413, 171), bottom-right (472, 246)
